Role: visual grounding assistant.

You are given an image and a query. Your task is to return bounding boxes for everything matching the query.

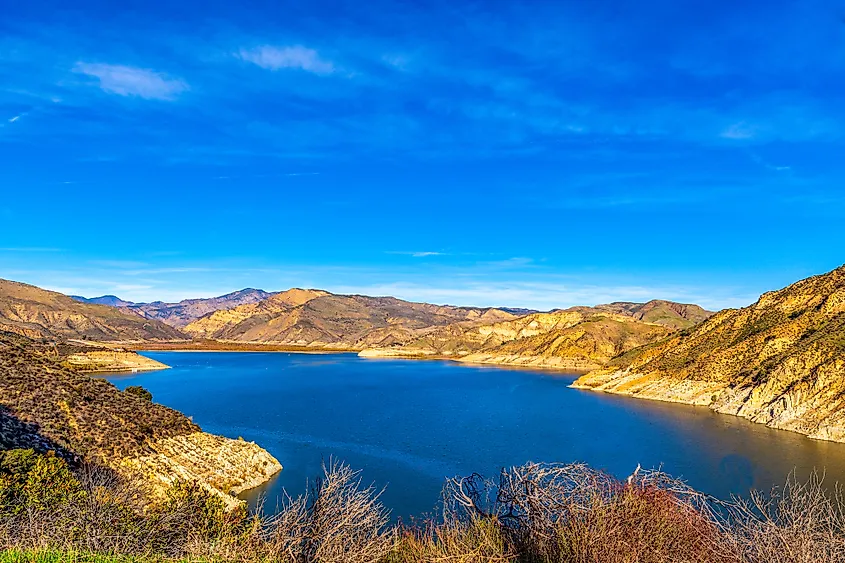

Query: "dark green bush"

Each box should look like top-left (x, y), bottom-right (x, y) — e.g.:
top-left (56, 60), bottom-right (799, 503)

top-left (124, 386), bottom-right (153, 402)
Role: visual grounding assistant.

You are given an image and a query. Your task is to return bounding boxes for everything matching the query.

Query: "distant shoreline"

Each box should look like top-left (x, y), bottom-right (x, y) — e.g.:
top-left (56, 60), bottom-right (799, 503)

top-left (131, 343), bottom-right (588, 375)
top-left (138, 348), bottom-right (356, 355)
top-left (131, 341), bottom-right (357, 354)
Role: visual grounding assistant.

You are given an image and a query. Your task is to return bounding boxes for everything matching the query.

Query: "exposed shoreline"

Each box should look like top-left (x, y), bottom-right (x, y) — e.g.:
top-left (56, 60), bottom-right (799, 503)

top-left (65, 350), bottom-right (172, 374)
top-left (570, 370), bottom-right (845, 445)
top-left (116, 341), bottom-right (845, 446)
top-left (134, 342), bottom-right (592, 374)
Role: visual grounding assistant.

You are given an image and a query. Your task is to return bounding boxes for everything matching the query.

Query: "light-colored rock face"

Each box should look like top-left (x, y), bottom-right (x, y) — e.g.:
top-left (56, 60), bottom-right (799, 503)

top-left (121, 432), bottom-right (282, 508)
top-left (573, 264), bottom-right (845, 443)
top-left (62, 350), bottom-right (169, 373)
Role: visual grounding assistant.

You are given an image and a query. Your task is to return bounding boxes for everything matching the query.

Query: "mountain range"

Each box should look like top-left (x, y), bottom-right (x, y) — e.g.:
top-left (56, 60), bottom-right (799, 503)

top-left (2, 277), bottom-right (713, 370)
top-left (72, 288), bottom-right (276, 327)
top-left (5, 264), bottom-right (845, 442)
top-left (0, 279), bottom-right (183, 341)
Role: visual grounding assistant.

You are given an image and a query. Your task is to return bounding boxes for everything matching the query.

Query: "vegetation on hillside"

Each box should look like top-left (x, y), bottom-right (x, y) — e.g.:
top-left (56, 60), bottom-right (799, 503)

top-left (0, 332), bottom-right (280, 506)
top-left (1, 449), bottom-right (843, 562)
top-left (0, 332), bottom-right (196, 462)
top-left (573, 264), bottom-right (845, 441)
top-left (0, 280), bottom-right (184, 342)
top-left (588, 299), bottom-right (714, 329)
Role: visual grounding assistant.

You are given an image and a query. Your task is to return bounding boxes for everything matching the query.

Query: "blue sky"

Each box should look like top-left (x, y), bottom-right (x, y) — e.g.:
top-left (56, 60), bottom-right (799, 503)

top-left (1, 0), bottom-right (844, 310)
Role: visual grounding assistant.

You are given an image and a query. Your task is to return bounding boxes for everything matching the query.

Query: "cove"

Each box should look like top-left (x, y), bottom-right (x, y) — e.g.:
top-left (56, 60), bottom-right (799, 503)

top-left (104, 351), bottom-right (845, 520)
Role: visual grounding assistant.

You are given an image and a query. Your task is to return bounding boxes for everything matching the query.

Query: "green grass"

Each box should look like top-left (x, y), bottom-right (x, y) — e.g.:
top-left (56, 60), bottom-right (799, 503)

top-left (0, 551), bottom-right (219, 563)
top-left (0, 551), bottom-right (156, 563)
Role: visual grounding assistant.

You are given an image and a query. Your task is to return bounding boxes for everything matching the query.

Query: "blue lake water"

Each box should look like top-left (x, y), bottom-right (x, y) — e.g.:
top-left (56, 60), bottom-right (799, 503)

top-left (105, 351), bottom-right (845, 520)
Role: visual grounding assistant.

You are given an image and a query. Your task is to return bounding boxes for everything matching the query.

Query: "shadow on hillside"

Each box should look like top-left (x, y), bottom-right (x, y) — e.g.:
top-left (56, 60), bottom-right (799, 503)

top-left (0, 405), bottom-right (75, 462)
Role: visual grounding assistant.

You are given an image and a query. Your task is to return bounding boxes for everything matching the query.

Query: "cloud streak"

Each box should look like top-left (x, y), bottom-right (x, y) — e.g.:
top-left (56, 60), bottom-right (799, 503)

top-left (388, 251), bottom-right (446, 258)
top-left (73, 63), bottom-right (188, 100)
top-left (237, 45), bottom-right (335, 75)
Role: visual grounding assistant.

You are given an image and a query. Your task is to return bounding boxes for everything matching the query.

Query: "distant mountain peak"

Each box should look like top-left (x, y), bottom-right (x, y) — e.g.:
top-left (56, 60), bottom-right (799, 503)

top-left (70, 295), bottom-right (135, 308)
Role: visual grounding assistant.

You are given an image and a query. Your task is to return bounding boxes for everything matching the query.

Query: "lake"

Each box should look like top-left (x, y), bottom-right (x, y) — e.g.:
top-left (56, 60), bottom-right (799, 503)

top-left (105, 351), bottom-right (845, 520)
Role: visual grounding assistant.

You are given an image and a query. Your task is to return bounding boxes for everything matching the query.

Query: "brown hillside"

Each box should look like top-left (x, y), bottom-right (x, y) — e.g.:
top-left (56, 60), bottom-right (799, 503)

top-left (185, 290), bottom-right (516, 348)
top-left (591, 300), bottom-right (713, 329)
top-left (183, 288), bottom-right (329, 338)
top-left (128, 288), bottom-right (277, 327)
top-left (0, 279), bottom-right (185, 341)
top-left (573, 264), bottom-right (845, 442)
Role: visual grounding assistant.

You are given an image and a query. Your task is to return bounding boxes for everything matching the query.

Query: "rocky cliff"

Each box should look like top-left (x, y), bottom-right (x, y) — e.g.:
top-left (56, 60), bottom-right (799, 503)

top-left (572, 265), bottom-right (845, 442)
top-left (0, 279), bottom-right (185, 341)
top-left (0, 332), bottom-right (280, 506)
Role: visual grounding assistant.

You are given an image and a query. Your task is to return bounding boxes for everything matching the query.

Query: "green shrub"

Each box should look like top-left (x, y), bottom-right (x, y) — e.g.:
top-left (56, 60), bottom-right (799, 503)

top-left (156, 480), bottom-right (247, 543)
top-left (0, 450), bottom-right (83, 513)
top-left (123, 387), bottom-right (152, 402)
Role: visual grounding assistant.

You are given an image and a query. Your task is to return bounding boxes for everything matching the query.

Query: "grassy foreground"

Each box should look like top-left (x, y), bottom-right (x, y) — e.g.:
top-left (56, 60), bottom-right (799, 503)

top-left (0, 551), bottom-right (164, 563)
top-left (2, 449), bottom-right (844, 562)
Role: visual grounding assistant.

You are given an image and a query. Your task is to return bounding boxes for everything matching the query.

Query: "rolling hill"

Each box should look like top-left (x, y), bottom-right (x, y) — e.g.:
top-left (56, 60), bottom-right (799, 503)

top-left (70, 294), bottom-right (134, 307)
top-left (588, 300), bottom-right (712, 329)
top-left (0, 279), bottom-right (185, 341)
top-left (184, 290), bottom-right (518, 348)
top-left (360, 306), bottom-right (681, 370)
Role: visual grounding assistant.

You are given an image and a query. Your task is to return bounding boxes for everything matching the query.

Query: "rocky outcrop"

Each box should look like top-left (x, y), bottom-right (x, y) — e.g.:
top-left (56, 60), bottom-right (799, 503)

top-left (573, 264), bottom-right (845, 442)
top-left (121, 432), bottom-right (282, 508)
top-left (0, 332), bottom-right (280, 505)
top-left (0, 279), bottom-right (185, 341)
top-left (62, 350), bottom-right (169, 373)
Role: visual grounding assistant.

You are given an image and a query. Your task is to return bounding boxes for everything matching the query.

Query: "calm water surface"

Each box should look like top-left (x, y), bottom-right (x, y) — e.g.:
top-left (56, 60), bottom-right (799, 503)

top-left (105, 352), bottom-right (845, 520)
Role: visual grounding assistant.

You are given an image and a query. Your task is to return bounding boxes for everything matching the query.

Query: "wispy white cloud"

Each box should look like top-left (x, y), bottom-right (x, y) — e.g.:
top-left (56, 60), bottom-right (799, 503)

top-left (721, 121), bottom-right (758, 140)
top-left (8, 115), bottom-right (21, 123)
top-left (237, 45), bottom-right (335, 75)
top-left (749, 152), bottom-right (791, 173)
top-left (480, 257), bottom-right (535, 268)
top-left (73, 63), bottom-right (188, 100)
top-left (387, 251), bottom-right (446, 258)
